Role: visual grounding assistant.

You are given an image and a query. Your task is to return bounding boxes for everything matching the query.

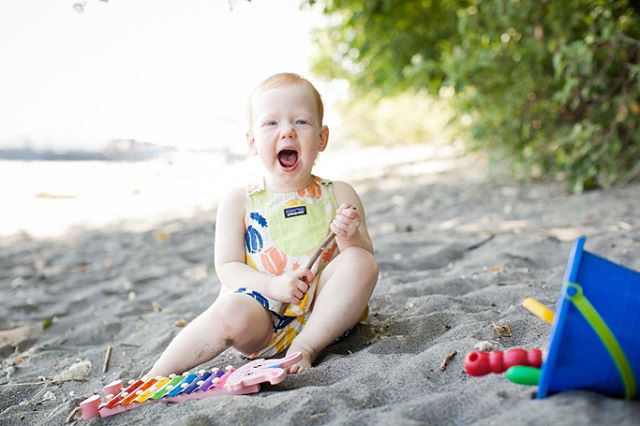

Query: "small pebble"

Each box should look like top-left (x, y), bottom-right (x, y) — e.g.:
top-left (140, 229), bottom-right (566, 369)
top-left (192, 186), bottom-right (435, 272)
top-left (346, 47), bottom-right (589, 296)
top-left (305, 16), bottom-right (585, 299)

top-left (474, 341), bottom-right (499, 351)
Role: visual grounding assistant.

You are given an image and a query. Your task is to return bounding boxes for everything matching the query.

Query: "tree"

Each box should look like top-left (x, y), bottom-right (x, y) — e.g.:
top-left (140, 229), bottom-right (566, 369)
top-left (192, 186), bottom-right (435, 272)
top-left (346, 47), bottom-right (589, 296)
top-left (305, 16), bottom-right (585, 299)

top-left (310, 0), bottom-right (640, 191)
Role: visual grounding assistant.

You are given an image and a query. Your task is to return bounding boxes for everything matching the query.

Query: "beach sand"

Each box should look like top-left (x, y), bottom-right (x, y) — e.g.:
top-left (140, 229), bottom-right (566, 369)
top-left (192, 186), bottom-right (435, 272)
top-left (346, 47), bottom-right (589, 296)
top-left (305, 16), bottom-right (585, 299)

top-left (1, 146), bottom-right (639, 425)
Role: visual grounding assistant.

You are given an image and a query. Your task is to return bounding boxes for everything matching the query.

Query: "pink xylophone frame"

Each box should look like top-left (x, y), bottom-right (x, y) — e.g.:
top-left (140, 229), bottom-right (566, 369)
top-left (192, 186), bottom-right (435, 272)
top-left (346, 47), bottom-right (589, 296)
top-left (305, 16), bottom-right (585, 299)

top-left (79, 352), bottom-right (302, 420)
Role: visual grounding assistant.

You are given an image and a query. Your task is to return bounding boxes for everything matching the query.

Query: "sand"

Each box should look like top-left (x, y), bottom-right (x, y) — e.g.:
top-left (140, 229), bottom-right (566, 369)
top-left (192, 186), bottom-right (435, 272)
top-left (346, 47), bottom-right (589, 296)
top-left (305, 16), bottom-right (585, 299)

top-left (1, 146), bottom-right (639, 425)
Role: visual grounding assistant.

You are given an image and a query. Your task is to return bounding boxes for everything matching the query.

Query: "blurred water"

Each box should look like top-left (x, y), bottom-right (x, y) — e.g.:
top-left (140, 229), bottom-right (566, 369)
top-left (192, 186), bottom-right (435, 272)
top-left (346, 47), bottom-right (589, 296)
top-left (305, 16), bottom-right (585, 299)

top-left (0, 151), bottom-right (255, 237)
top-left (0, 144), bottom-right (457, 238)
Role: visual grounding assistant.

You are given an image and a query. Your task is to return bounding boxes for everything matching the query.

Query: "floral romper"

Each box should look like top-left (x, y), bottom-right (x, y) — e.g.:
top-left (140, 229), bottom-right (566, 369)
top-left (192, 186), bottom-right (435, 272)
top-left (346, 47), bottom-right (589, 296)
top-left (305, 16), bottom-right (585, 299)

top-left (235, 175), bottom-right (339, 358)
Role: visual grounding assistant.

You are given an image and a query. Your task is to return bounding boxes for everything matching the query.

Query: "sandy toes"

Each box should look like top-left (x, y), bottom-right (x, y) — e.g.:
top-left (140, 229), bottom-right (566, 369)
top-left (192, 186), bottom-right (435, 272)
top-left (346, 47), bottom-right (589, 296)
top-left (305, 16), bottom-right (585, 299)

top-left (285, 347), bottom-right (315, 374)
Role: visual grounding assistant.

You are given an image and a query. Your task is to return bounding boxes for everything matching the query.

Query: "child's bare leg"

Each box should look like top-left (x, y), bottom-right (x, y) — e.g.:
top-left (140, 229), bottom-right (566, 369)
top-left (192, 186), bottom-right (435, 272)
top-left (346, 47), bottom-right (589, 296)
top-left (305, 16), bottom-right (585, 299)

top-left (286, 246), bottom-right (378, 373)
top-left (146, 293), bottom-right (273, 378)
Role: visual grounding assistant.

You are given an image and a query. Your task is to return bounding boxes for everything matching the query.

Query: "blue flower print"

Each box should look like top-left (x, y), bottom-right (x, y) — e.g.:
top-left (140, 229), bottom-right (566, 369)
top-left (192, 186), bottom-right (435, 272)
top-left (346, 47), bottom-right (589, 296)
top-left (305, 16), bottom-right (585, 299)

top-left (250, 211), bottom-right (268, 228)
top-left (245, 225), bottom-right (263, 253)
top-left (234, 287), bottom-right (270, 309)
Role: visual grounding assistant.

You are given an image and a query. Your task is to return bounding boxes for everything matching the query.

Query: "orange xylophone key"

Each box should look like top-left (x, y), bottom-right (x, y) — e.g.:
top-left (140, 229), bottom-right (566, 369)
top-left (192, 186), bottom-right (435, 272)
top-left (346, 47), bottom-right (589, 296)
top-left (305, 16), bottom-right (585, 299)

top-left (121, 378), bottom-right (158, 406)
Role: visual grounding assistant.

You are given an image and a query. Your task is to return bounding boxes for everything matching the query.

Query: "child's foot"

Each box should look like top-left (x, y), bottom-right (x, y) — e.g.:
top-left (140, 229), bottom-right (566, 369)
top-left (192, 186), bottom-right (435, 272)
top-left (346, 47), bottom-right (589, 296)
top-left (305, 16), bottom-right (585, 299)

top-left (286, 353), bottom-right (312, 374)
top-left (285, 343), bottom-right (317, 374)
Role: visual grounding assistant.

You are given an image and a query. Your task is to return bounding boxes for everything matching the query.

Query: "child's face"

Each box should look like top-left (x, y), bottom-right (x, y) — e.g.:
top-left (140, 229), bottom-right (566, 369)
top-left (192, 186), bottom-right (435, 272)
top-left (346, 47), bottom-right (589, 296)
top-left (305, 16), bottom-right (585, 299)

top-left (247, 84), bottom-right (328, 191)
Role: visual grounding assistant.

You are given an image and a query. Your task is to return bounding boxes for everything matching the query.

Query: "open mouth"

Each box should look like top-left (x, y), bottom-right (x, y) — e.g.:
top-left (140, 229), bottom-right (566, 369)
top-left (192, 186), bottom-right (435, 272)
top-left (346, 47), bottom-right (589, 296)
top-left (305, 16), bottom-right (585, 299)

top-left (277, 149), bottom-right (299, 170)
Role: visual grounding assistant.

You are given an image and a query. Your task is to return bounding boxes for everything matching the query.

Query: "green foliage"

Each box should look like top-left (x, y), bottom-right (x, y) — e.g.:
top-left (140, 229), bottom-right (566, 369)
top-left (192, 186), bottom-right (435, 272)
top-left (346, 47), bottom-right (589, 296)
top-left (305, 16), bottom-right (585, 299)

top-left (333, 91), bottom-right (453, 147)
top-left (310, 0), bottom-right (640, 191)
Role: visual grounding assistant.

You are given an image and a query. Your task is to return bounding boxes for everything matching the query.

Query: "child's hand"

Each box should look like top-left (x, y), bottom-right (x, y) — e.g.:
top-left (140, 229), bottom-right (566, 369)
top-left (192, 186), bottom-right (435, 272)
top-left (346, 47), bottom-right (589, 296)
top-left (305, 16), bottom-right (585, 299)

top-left (267, 269), bottom-right (314, 304)
top-left (330, 203), bottom-right (360, 242)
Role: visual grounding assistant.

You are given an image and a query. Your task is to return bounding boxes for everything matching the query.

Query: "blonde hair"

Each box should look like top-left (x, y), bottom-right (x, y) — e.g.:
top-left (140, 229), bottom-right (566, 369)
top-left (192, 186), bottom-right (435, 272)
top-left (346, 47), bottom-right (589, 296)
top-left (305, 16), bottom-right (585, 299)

top-left (247, 72), bottom-right (324, 127)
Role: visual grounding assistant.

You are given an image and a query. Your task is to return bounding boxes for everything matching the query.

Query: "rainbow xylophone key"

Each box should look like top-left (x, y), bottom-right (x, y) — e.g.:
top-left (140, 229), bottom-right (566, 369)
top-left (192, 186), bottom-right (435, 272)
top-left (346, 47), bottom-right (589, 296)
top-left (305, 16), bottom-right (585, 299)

top-left (79, 352), bottom-right (302, 420)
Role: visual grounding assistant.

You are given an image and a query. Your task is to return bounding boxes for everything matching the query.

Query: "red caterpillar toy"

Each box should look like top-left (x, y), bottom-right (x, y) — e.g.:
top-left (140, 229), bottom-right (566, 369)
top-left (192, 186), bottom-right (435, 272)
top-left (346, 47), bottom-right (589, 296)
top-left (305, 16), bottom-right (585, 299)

top-left (464, 348), bottom-right (542, 376)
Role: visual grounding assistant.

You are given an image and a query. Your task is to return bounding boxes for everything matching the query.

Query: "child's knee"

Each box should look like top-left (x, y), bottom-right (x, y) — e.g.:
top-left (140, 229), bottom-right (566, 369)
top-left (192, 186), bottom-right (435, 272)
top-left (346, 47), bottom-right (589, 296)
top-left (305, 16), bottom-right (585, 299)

top-left (362, 250), bottom-right (379, 278)
top-left (206, 294), bottom-right (268, 340)
top-left (341, 247), bottom-right (379, 286)
top-left (349, 246), bottom-right (378, 271)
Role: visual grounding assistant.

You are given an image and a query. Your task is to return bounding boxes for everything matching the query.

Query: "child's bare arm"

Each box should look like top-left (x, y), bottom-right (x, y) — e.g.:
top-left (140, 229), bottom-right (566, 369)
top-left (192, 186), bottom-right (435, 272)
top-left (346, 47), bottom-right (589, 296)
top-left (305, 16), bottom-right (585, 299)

top-left (213, 188), bottom-right (312, 304)
top-left (331, 181), bottom-right (374, 254)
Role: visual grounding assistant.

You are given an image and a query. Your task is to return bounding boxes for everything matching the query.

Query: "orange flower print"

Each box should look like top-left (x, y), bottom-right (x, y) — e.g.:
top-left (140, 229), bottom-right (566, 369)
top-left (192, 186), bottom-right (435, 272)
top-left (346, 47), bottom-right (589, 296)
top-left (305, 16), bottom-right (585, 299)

top-left (292, 262), bottom-right (300, 271)
top-left (261, 247), bottom-right (287, 275)
top-left (321, 242), bottom-right (338, 263)
top-left (297, 178), bottom-right (321, 199)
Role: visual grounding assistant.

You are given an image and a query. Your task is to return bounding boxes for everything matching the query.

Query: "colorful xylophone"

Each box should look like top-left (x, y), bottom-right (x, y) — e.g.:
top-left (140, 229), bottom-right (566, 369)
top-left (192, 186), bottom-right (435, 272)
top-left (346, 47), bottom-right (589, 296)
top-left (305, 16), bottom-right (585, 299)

top-left (80, 352), bottom-right (302, 420)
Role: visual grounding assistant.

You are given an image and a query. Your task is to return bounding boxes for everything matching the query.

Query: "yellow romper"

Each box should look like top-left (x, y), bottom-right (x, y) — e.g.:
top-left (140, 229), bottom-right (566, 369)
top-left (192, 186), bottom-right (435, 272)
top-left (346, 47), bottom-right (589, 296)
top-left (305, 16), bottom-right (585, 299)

top-left (235, 175), bottom-right (339, 358)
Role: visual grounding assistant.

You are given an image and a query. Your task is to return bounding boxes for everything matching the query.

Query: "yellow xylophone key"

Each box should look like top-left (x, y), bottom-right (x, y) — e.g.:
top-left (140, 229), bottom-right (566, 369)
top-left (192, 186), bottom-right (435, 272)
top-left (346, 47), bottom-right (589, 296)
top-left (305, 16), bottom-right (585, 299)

top-left (134, 376), bottom-right (171, 403)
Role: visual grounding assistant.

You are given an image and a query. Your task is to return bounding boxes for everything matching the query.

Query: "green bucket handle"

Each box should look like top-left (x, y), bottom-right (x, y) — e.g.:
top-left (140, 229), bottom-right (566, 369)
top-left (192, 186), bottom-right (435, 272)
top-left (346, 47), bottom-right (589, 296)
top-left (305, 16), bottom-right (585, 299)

top-left (564, 282), bottom-right (637, 399)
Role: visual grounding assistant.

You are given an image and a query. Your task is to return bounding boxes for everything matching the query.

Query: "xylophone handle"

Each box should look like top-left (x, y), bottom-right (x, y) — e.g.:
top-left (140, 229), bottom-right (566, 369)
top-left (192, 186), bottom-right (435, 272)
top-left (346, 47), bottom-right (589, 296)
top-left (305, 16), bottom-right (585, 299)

top-left (79, 379), bottom-right (123, 420)
top-left (80, 395), bottom-right (101, 420)
top-left (103, 379), bottom-right (123, 396)
top-left (464, 348), bottom-right (543, 376)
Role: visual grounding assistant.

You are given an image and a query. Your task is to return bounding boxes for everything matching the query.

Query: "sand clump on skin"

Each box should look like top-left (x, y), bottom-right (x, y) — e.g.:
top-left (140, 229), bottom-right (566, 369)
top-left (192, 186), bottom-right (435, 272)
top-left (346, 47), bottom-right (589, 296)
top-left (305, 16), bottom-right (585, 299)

top-left (1, 150), bottom-right (640, 425)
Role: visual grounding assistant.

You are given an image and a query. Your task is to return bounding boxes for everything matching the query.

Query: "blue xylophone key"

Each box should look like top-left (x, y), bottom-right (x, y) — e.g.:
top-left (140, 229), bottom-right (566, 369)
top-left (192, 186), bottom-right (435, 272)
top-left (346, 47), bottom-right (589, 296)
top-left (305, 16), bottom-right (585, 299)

top-left (184, 371), bottom-right (211, 394)
top-left (166, 373), bottom-right (198, 397)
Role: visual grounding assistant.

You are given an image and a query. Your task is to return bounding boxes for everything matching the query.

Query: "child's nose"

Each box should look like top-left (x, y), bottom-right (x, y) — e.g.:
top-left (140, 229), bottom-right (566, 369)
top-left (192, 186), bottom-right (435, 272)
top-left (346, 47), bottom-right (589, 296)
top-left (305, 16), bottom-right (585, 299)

top-left (280, 124), bottom-right (296, 139)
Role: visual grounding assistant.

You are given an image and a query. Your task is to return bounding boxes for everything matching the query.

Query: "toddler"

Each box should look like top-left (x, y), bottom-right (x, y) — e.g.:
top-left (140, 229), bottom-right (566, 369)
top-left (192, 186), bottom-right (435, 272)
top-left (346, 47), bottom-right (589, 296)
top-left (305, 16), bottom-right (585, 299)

top-left (147, 73), bottom-right (378, 376)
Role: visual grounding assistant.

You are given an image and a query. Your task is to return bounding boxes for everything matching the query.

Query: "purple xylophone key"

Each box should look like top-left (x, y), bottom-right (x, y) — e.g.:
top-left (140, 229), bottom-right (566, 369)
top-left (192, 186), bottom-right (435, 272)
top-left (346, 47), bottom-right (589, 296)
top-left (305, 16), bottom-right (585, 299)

top-left (183, 371), bottom-right (211, 394)
top-left (198, 368), bottom-right (227, 392)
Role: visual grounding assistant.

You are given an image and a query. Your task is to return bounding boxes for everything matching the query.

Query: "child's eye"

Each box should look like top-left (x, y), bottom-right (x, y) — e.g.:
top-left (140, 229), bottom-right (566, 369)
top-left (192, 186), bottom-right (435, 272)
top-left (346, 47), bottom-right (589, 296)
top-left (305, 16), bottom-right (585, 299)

top-left (295, 119), bottom-right (309, 125)
top-left (264, 120), bottom-right (277, 127)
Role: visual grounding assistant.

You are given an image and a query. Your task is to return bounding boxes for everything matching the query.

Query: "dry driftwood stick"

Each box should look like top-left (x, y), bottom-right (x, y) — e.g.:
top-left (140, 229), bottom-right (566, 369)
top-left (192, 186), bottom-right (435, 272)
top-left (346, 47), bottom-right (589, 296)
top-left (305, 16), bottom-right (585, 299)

top-left (66, 406), bottom-right (80, 423)
top-left (102, 345), bottom-right (112, 373)
top-left (465, 233), bottom-right (495, 251)
top-left (0, 378), bottom-right (86, 387)
top-left (439, 351), bottom-right (458, 371)
top-left (303, 207), bottom-right (356, 270)
top-left (303, 233), bottom-right (336, 270)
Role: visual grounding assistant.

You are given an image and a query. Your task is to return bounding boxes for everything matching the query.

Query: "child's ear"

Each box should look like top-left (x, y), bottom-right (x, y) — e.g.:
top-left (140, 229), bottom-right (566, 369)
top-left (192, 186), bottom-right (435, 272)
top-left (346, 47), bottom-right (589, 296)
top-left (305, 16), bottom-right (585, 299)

top-left (246, 131), bottom-right (257, 155)
top-left (319, 125), bottom-right (329, 152)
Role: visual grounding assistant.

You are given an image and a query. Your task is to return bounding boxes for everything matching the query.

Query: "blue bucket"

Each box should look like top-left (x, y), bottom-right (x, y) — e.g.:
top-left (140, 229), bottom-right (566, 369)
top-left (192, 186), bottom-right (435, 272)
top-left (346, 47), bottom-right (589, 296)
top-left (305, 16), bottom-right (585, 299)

top-left (537, 236), bottom-right (640, 399)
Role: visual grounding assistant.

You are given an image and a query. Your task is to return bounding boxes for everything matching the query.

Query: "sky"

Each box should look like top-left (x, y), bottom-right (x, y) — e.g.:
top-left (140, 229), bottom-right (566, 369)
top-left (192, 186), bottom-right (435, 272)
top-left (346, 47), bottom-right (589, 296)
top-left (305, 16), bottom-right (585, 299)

top-left (0, 0), bottom-right (330, 152)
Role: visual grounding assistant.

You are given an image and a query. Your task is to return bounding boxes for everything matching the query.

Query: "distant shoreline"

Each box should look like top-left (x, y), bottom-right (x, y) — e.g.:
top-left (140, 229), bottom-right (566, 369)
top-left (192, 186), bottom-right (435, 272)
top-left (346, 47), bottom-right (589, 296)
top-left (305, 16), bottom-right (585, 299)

top-left (0, 142), bottom-right (243, 163)
top-left (0, 139), bottom-right (181, 162)
top-left (0, 144), bottom-right (455, 238)
top-left (0, 148), bottom-right (109, 161)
